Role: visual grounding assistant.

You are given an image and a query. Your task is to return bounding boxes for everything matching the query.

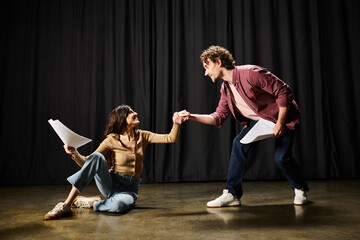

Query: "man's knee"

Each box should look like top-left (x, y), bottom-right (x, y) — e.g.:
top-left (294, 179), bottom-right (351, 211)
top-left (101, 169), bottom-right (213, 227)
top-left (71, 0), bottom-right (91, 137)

top-left (232, 135), bottom-right (246, 148)
top-left (233, 133), bottom-right (243, 144)
top-left (232, 136), bottom-right (249, 155)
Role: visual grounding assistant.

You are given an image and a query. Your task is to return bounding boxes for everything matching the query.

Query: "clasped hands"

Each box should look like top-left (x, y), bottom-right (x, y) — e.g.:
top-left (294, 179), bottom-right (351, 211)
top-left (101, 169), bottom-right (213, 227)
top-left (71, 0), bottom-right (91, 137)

top-left (172, 110), bottom-right (191, 124)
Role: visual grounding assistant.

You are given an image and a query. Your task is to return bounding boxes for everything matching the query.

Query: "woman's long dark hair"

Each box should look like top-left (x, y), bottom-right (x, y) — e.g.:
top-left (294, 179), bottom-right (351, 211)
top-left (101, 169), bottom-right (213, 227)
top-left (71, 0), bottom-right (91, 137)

top-left (104, 105), bottom-right (132, 137)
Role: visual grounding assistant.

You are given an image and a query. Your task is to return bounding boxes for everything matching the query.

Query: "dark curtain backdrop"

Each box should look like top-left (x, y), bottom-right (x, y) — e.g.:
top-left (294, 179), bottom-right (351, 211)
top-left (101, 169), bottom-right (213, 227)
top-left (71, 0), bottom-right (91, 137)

top-left (1, 0), bottom-right (359, 185)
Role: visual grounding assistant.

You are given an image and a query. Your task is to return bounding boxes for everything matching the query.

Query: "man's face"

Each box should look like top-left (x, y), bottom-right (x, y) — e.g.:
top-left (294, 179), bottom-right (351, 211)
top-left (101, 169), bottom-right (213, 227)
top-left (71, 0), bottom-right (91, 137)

top-left (203, 58), bottom-right (222, 83)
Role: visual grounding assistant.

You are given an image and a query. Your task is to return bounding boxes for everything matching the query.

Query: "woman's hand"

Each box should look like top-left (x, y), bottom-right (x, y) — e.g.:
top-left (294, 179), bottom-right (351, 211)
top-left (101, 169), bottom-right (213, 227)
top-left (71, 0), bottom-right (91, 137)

top-left (63, 145), bottom-right (78, 158)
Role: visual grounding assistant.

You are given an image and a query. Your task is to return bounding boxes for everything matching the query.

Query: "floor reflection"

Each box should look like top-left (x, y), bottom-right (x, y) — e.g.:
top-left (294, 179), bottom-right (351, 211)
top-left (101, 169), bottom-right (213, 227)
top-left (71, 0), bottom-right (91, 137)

top-left (0, 180), bottom-right (359, 239)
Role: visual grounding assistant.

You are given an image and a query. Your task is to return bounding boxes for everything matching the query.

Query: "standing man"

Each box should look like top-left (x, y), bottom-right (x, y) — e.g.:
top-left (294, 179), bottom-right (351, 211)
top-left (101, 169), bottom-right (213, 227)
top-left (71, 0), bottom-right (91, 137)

top-left (181, 45), bottom-right (308, 207)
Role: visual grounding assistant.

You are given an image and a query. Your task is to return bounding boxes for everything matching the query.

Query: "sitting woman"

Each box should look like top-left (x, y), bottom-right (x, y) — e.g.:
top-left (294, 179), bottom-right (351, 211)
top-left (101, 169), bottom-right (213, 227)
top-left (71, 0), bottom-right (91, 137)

top-left (44, 105), bottom-right (186, 220)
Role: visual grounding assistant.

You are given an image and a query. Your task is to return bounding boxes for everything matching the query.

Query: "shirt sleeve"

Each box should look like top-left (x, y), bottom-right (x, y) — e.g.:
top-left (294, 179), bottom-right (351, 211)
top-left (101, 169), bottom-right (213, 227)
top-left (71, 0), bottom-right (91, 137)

top-left (249, 67), bottom-right (294, 107)
top-left (72, 137), bottom-right (112, 167)
top-left (93, 137), bottom-right (112, 156)
top-left (210, 83), bottom-right (231, 128)
top-left (142, 123), bottom-right (180, 144)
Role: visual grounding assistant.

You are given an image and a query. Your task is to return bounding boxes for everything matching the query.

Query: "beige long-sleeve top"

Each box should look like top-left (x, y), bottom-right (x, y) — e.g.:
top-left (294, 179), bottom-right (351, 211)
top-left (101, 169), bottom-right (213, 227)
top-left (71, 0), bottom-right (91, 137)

top-left (73, 123), bottom-right (180, 179)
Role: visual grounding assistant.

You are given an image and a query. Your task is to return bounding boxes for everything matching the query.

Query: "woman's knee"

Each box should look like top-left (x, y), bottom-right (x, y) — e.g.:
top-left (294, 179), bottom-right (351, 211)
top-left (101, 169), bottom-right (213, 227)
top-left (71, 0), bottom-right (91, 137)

top-left (90, 152), bottom-right (105, 160)
top-left (87, 152), bottom-right (106, 165)
top-left (112, 194), bottom-right (135, 213)
top-left (111, 198), bottom-right (135, 213)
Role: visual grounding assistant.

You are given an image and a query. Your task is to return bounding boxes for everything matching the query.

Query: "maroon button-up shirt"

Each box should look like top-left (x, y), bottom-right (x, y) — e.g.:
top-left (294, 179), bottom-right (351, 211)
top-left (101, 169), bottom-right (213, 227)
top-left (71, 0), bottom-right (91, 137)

top-left (210, 65), bottom-right (300, 130)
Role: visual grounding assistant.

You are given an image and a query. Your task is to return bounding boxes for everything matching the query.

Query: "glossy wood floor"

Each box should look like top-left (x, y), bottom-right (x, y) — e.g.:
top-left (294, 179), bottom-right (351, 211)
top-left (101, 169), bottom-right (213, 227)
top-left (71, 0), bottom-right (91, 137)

top-left (0, 180), bottom-right (359, 239)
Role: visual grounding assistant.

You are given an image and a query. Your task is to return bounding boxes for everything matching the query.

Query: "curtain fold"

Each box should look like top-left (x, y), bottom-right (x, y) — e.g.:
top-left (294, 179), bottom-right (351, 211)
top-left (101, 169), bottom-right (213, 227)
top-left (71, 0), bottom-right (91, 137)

top-left (0, 0), bottom-right (359, 185)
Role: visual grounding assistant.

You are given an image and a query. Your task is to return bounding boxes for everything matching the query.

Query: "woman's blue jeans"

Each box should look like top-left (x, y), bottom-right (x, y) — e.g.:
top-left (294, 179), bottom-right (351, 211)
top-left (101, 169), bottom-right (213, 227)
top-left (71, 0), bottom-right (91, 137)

top-left (67, 152), bottom-right (140, 213)
top-left (225, 120), bottom-right (309, 199)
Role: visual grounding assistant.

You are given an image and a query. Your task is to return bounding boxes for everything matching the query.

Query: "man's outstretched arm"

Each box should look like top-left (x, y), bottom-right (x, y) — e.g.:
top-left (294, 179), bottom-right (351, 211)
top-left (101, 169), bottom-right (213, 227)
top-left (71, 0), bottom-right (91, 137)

top-left (179, 110), bottom-right (216, 126)
top-left (189, 114), bottom-right (216, 125)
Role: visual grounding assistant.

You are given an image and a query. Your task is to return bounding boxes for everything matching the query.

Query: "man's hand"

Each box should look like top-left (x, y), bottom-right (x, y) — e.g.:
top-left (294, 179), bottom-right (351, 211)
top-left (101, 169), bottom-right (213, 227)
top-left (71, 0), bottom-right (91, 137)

top-left (273, 122), bottom-right (285, 138)
top-left (178, 110), bottom-right (190, 118)
top-left (273, 106), bottom-right (288, 138)
top-left (173, 111), bottom-right (189, 124)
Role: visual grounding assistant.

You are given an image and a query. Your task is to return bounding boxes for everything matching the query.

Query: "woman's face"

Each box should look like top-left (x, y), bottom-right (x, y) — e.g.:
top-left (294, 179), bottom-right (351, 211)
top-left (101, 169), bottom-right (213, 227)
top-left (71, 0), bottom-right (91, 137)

top-left (126, 108), bottom-right (140, 127)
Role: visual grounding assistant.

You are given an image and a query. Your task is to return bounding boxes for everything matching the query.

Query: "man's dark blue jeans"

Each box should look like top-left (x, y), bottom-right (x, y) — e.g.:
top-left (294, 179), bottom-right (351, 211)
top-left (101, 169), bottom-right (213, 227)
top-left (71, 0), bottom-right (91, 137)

top-left (225, 120), bottom-right (309, 199)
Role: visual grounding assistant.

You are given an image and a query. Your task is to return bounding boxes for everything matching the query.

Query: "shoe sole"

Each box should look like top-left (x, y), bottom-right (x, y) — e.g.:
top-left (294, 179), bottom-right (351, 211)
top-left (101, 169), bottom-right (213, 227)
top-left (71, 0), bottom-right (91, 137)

top-left (207, 204), bottom-right (241, 208)
top-left (44, 211), bottom-right (72, 220)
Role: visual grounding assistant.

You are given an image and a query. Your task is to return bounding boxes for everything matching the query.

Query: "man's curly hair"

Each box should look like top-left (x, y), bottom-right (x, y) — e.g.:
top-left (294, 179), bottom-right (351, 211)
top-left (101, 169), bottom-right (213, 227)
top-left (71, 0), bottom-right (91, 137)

top-left (200, 45), bottom-right (236, 70)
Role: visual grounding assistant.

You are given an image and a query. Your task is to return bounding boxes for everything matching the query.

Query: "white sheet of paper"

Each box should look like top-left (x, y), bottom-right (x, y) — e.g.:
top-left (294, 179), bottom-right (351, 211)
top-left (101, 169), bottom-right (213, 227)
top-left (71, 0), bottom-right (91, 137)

top-left (240, 118), bottom-right (275, 144)
top-left (48, 119), bottom-right (92, 148)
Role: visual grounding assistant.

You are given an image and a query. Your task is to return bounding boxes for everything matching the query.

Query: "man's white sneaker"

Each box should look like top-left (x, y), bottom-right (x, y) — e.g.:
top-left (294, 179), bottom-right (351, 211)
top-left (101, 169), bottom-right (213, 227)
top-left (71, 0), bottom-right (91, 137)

top-left (44, 202), bottom-right (72, 220)
top-left (294, 189), bottom-right (308, 205)
top-left (207, 189), bottom-right (241, 208)
top-left (72, 196), bottom-right (102, 208)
